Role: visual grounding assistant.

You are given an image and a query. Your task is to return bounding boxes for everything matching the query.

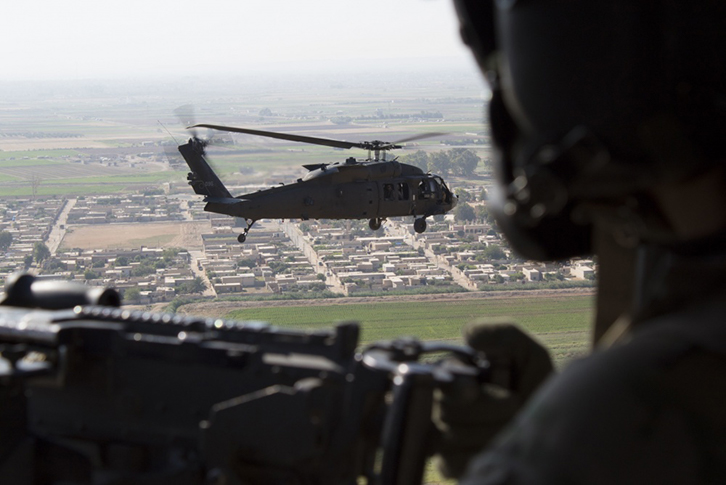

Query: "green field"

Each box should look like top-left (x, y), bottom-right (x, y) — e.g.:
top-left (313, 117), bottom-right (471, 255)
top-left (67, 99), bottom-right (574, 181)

top-left (225, 294), bottom-right (594, 367)
top-left (0, 158), bottom-right (65, 168)
top-left (0, 173), bottom-right (20, 183)
top-left (0, 184), bottom-right (137, 197)
top-left (0, 149), bottom-right (80, 162)
top-left (59, 171), bottom-right (183, 185)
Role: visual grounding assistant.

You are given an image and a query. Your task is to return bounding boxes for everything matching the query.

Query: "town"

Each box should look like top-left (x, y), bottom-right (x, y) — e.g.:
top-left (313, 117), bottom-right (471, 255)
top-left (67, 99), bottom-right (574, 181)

top-left (0, 189), bottom-right (595, 307)
top-left (0, 71), bottom-right (595, 333)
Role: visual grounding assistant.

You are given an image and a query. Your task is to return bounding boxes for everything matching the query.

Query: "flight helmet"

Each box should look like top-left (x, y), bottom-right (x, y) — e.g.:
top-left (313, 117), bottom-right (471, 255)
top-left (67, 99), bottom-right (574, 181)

top-left (454, 0), bottom-right (726, 260)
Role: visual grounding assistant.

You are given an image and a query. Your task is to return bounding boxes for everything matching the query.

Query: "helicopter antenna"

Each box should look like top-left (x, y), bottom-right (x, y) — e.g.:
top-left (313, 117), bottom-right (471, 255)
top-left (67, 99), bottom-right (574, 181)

top-left (158, 120), bottom-right (180, 145)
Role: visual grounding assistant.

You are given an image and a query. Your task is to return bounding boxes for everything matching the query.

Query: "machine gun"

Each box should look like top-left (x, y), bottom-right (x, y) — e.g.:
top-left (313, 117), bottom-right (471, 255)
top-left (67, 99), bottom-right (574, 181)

top-left (0, 274), bottom-right (489, 485)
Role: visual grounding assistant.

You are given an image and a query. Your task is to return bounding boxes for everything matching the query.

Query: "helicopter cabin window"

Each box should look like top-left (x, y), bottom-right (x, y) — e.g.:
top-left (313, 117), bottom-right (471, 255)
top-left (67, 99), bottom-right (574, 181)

top-left (398, 182), bottom-right (409, 200)
top-left (384, 183), bottom-right (409, 201)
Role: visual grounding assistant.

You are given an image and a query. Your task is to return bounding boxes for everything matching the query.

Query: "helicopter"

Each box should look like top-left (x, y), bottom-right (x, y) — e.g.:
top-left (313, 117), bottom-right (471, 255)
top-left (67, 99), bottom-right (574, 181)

top-left (178, 124), bottom-right (458, 243)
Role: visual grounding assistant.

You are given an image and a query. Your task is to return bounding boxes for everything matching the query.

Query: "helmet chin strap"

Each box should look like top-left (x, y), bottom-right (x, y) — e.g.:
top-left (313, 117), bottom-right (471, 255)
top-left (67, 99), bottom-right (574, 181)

top-left (503, 126), bottom-right (656, 225)
top-left (592, 226), bottom-right (638, 347)
top-left (488, 90), bottom-right (595, 260)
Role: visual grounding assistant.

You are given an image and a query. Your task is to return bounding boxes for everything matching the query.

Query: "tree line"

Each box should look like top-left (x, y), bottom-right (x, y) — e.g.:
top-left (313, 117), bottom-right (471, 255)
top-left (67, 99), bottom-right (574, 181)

top-left (399, 148), bottom-right (481, 177)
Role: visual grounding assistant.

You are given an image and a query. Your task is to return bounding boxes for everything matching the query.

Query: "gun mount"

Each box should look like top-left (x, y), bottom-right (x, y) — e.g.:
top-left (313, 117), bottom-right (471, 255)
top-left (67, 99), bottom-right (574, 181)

top-left (0, 274), bottom-right (489, 485)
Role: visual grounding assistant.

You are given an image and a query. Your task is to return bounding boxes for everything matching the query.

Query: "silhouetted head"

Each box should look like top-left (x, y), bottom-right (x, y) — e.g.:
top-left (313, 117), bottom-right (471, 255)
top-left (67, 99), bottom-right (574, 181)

top-left (455, 0), bottom-right (726, 259)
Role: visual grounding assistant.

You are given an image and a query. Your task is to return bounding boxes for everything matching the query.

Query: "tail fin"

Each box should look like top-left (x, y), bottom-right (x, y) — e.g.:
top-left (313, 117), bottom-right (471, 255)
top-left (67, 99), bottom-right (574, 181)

top-left (178, 138), bottom-right (232, 199)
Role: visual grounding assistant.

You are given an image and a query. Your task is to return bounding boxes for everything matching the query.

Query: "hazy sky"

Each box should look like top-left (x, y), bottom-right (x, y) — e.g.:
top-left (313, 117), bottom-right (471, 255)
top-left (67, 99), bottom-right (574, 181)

top-left (5, 0), bottom-right (475, 81)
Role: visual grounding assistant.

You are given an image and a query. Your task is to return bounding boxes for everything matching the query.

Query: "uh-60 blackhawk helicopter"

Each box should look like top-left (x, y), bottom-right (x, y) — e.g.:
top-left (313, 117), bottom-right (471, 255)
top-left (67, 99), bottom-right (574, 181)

top-left (178, 123), bottom-right (458, 243)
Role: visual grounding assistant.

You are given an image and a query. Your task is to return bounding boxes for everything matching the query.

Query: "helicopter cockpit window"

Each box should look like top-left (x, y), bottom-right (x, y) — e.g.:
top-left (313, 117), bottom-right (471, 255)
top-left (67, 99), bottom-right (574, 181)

top-left (419, 179), bottom-right (438, 199)
top-left (436, 177), bottom-right (452, 203)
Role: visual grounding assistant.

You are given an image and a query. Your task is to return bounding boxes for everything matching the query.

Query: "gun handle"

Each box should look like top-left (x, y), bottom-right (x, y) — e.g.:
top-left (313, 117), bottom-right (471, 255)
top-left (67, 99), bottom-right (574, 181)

top-left (379, 365), bottom-right (434, 485)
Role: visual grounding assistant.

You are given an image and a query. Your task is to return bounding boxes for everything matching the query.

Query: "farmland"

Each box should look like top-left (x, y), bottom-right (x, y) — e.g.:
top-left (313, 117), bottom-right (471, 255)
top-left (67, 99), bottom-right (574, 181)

top-left (0, 71), bottom-right (489, 197)
top-left (222, 293), bottom-right (594, 367)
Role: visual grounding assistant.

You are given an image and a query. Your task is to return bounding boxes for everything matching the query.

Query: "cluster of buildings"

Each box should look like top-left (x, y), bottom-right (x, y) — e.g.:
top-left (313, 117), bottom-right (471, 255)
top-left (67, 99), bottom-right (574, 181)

top-left (198, 222), bottom-right (321, 295)
top-left (47, 247), bottom-right (196, 304)
top-left (0, 195), bottom-right (198, 304)
top-left (193, 213), bottom-right (595, 298)
top-left (0, 198), bottom-right (65, 277)
top-left (403, 221), bottom-right (595, 289)
top-left (284, 223), bottom-right (458, 294)
top-left (0, 192), bottom-right (597, 303)
top-left (66, 194), bottom-right (184, 225)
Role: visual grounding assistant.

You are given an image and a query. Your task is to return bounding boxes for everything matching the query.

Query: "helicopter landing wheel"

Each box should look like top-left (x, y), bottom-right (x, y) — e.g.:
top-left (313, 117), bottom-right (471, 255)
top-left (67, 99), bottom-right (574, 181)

top-left (369, 218), bottom-right (382, 231)
top-left (414, 217), bottom-right (427, 234)
top-left (237, 219), bottom-right (256, 244)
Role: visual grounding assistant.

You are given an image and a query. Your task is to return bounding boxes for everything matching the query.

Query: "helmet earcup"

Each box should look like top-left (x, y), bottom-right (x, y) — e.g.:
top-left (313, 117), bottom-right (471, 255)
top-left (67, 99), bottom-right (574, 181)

top-left (488, 89), bottom-right (593, 261)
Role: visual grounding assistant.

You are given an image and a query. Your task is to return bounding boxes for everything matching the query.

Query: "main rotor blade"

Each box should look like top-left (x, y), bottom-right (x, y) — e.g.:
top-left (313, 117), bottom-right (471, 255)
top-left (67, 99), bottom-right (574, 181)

top-left (390, 132), bottom-right (446, 145)
top-left (175, 105), bottom-right (198, 138)
top-left (189, 124), bottom-right (359, 150)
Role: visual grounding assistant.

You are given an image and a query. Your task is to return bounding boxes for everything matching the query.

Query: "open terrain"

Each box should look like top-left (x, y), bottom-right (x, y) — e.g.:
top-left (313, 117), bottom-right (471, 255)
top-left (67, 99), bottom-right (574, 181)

top-left (60, 221), bottom-right (208, 250)
top-left (2, 71), bottom-right (503, 485)
top-left (179, 289), bottom-right (595, 367)
top-left (0, 72), bottom-right (488, 197)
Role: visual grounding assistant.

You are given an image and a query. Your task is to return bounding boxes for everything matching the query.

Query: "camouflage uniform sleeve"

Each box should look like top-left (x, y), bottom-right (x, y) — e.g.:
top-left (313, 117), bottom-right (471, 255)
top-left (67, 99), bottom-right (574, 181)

top-left (460, 332), bottom-right (713, 485)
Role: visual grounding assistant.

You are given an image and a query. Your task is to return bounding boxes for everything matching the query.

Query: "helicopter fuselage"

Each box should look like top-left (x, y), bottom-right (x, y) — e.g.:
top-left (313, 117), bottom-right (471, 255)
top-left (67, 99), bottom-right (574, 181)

top-left (202, 159), bottom-right (456, 222)
top-left (179, 128), bottom-right (457, 240)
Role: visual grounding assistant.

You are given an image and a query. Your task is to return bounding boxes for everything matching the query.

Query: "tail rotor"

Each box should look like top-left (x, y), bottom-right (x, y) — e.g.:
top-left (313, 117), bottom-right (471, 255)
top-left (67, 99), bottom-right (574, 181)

top-left (172, 105), bottom-right (232, 199)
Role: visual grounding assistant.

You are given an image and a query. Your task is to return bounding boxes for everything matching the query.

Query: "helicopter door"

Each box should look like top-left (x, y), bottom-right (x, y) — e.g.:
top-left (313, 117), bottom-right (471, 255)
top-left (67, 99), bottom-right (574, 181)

top-left (383, 182), bottom-right (409, 202)
top-left (365, 182), bottom-right (379, 218)
top-left (380, 181), bottom-right (413, 217)
top-left (333, 182), bottom-right (379, 219)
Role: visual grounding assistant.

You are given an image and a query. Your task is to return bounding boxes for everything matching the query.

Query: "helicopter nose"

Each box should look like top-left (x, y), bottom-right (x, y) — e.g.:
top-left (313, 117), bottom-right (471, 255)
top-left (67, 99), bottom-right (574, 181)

top-left (451, 194), bottom-right (458, 209)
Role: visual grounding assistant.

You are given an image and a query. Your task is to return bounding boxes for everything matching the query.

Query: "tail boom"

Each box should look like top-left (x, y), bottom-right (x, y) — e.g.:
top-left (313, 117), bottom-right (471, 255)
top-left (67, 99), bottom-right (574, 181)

top-left (178, 139), bottom-right (232, 199)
